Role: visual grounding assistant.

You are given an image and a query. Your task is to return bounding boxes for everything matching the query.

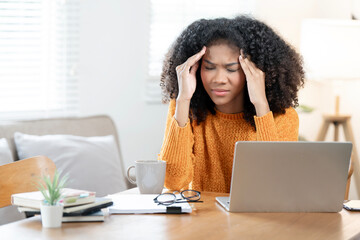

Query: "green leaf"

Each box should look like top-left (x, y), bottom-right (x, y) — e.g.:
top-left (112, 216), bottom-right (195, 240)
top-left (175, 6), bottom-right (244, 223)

top-left (34, 169), bottom-right (68, 206)
top-left (297, 105), bottom-right (315, 113)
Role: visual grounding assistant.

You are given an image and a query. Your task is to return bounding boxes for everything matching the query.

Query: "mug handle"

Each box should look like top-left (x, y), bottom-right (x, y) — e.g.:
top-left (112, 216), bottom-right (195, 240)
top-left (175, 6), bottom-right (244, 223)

top-left (126, 166), bottom-right (136, 184)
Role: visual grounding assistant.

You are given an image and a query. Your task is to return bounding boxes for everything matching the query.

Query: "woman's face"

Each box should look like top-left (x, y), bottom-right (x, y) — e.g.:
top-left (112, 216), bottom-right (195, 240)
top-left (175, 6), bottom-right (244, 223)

top-left (200, 43), bottom-right (246, 114)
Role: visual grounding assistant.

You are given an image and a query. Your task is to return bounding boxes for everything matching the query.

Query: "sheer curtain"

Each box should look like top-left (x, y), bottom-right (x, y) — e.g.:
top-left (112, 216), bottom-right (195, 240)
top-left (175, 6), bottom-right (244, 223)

top-left (0, 0), bottom-right (80, 120)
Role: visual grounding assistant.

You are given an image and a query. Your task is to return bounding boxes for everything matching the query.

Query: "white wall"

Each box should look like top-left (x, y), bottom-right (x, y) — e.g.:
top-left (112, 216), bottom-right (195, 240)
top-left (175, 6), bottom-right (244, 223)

top-left (254, 0), bottom-right (352, 49)
top-left (78, 0), bottom-right (360, 199)
top-left (255, 0), bottom-right (360, 199)
top-left (79, 0), bottom-right (168, 172)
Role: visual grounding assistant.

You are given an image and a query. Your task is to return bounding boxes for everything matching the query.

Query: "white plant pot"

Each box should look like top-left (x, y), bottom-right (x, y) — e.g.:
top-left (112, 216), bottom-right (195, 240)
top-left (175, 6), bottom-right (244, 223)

top-left (40, 203), bottom-right (63, 228)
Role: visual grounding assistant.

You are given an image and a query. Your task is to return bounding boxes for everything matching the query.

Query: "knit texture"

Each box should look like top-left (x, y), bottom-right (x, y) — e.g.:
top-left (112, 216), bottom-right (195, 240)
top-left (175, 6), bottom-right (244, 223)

top-left (159, 100), bottom-right (299, 193)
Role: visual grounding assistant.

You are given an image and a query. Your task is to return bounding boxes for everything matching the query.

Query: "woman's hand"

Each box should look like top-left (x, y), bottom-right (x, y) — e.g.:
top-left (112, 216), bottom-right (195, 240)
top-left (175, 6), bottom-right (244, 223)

top-left (176, 46), bottom-right (206, 101)
top-left (239, 50), bottom-right (270, 117)
top-left (174, 46), bottom-right (206, 127)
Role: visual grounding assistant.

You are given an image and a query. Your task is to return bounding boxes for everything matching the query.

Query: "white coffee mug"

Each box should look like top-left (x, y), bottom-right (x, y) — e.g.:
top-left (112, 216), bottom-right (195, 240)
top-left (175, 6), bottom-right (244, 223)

top-left (126, 160), bottom-right (166, 194)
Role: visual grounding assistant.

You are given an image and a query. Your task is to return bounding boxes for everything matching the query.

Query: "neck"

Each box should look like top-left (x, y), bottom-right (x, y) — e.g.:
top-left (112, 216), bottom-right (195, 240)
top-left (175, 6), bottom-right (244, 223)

top-left (215, 93), bottom-right (244, 114)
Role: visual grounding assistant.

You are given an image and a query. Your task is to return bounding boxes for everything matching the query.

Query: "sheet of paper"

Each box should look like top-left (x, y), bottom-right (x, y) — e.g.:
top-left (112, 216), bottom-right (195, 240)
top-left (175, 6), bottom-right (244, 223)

top-left (107, 194), bottom-right (192, 214)
top-left (344, 200), bottom-right (360, 210)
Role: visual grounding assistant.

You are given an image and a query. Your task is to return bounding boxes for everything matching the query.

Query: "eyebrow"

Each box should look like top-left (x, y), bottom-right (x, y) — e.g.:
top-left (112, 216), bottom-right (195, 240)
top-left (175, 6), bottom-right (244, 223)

top-left (204, 59), bottom-right (239, 67)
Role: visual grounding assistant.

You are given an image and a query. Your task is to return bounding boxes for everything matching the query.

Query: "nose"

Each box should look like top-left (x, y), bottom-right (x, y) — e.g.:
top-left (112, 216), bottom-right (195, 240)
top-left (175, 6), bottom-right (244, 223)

top-left (212, 69), bottom-right (228, 84)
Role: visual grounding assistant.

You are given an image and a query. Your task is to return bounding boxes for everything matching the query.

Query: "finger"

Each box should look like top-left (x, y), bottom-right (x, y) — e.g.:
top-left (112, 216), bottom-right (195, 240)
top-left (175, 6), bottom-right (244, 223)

top-left (176, 47), bottom-right (205, 74)
top-left (240, 49), bottom-right (257, 72)
top-left (240, 49), bottom-right (250, 60)
top-left (244, 58), bottom-right (258, 74)
top-left (176, 63), bottom-right (184, 71)
top-left (180, 62), bottom-right (187, 72)
top-left (240, 49), bottom-right (255, 75)
top-left (190, 61), bottom-right (199, 75)
top-left (240, 49), bottom-right (245, 58)
top-left (245, 58), bottom-right (265, 79)
top-left (184, 46), bottom-right (206, 70)
top-left (239, 54), bottom-right (252, 78)
top-left (176, 62), bottom-right (187, 74)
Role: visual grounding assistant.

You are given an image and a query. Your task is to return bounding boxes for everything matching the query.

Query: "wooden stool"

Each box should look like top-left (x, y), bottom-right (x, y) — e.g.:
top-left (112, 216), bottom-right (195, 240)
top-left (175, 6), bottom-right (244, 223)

top-left (317, 115), bottom-right (358, 200)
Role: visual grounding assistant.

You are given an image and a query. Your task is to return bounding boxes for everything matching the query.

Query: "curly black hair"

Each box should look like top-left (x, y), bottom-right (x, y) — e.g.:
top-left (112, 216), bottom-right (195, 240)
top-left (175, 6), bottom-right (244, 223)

top-left (160, 15), bottom-right (305, 127)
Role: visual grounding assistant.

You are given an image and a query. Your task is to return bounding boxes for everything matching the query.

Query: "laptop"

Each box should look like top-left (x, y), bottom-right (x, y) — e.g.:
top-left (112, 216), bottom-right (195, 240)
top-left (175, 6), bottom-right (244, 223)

top-left (216, 141), bottom-right (352, 212)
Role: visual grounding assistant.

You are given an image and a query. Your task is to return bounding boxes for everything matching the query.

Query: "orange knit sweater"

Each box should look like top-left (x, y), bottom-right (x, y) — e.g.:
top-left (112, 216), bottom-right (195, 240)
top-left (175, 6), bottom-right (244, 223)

top-left (159, 100), bottom-right (299, 193)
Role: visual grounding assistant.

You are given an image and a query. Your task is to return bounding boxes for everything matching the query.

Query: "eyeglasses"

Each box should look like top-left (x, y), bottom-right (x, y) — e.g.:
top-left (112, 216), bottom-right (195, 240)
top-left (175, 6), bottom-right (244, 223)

top-left (153, 190), bottom-right (202, 206)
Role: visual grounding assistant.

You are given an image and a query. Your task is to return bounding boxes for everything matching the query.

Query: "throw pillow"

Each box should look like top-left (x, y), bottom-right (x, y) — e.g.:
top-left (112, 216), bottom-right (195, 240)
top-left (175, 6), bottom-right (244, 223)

top-left (14, 132), bottom-right (127, 197)
top-left (0, 138), bottom-right (13, 165)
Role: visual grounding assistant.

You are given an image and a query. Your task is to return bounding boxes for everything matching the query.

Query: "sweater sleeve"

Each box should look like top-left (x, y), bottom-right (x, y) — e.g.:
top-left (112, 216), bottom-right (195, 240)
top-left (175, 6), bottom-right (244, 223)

top-left (158, 100), bottom-right (195, 191)
top-left (254, 107), bottom-right (299, 141)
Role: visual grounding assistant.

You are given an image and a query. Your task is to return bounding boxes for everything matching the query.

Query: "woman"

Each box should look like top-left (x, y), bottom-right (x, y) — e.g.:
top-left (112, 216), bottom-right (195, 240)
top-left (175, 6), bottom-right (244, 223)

top-left (159, 16), bottom-right (304, 192)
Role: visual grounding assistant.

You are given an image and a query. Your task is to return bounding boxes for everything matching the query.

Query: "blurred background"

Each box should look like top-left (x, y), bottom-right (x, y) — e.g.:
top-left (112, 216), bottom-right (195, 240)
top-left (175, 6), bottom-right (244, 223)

top-left (0, 0), bottom-right (360, 198)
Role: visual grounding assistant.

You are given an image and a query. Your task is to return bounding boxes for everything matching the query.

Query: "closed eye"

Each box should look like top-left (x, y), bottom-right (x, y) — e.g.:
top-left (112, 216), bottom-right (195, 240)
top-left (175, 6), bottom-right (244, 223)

top-left (204, 66), bottom-right (239, 72)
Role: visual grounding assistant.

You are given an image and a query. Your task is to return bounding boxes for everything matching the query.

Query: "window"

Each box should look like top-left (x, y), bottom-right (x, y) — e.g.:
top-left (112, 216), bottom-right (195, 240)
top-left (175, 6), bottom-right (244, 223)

top-left (146, 0), bottom-right (255, 103)
top-left (0, 0), bottom-right (80, 120)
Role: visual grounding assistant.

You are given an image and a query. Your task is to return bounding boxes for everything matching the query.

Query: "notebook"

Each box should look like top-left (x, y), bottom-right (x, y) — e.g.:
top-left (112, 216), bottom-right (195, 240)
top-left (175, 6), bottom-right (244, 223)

top-left (216, 141), bottom-right (352, 212)
top-left (108, 194), bottom-right (192, 214)
top-left (18, 197), bottom-right (113, 216)
top-left (12, 188), bottom-right (96, 208)
top-left (17, 210), bottom-right (105, 222)
top-left (62, 211), bottom-right (104, 222)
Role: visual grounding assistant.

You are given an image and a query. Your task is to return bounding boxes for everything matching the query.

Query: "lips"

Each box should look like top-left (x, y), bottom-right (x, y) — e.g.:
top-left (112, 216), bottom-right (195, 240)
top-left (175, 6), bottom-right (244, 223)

top-left (212, 89), bottom-right (229, 96)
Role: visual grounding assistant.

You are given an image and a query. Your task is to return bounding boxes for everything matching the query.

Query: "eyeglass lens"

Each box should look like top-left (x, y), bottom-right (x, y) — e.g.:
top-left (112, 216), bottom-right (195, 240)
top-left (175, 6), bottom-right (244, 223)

top-left (156, 193), bottom-right (176, 204)
top-left (181, 190), bottom-right (201, 201)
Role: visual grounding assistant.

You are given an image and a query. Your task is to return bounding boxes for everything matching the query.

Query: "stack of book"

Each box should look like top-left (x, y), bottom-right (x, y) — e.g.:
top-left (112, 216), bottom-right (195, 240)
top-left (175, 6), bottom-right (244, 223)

top-left (12, 188), bottom-right (113, 222)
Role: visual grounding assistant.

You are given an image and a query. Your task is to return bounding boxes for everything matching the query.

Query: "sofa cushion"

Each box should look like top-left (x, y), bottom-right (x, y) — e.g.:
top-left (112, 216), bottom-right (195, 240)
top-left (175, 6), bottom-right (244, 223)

top-left (0, 115), bottom-right (122, 162)
top-left (0, 138), bottom-right (13, 165)
top-left (14, 132), bottom-right (127, 197)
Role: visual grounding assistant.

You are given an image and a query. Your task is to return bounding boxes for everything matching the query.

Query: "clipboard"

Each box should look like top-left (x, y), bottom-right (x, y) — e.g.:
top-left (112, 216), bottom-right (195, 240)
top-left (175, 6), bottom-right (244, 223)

top-left (343, 200), bottom-right (360, 211)
top-left (107, 194), bottom-right (192, 214)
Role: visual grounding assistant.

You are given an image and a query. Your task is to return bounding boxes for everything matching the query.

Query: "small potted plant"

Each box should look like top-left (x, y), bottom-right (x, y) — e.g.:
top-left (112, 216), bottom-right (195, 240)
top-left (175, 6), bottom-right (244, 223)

top-left (37, 170), bottom-right (68, 228)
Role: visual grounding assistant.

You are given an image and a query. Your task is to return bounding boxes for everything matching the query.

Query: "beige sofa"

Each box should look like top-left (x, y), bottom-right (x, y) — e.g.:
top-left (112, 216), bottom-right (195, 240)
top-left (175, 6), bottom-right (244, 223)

top-left (0, 115), bottom-right (131, 225)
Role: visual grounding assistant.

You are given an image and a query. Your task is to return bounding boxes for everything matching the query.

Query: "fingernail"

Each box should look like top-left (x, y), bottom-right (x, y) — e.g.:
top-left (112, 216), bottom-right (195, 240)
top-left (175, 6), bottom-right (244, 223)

top-left (239, 55), bottom-right (243, 60)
